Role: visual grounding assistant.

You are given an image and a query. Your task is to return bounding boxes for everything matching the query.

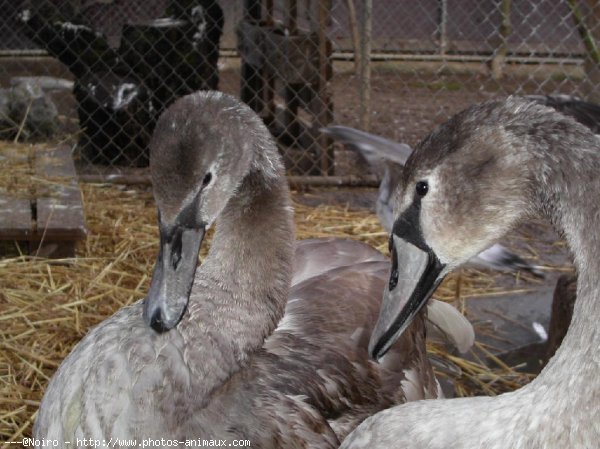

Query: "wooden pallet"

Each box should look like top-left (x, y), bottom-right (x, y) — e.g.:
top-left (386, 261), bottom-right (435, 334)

top-left (0, 144), bottom-right (86, 258)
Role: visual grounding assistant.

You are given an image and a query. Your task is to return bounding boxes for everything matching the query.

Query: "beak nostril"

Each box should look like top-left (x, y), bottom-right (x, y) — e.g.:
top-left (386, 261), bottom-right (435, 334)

top-left (150, 309), bottom-right (168, 333)
top-left (389, 240), bottom-right (399, 291)
top-left (389, 268), bottom-right (399, 291)
top-left (171, 248), bottom-right (182, 270)
top-left (171, 229), bottom-right (183, 270)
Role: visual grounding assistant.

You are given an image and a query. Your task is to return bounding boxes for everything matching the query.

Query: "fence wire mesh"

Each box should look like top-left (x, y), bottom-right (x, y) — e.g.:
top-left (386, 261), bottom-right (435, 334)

top-left (0, 0), bottom-right (598, 179)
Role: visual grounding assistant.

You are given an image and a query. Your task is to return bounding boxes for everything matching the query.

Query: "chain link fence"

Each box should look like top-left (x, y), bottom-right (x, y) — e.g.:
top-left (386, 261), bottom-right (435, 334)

top-left (0, 0), bottom-right (598, 179)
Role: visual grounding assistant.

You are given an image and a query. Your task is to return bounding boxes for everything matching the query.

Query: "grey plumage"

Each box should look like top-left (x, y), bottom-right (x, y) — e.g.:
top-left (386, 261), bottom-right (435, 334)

top-left (34, 91), bottom-right (447, 448)
top-left (340, 96), bottom-right (600, 449)
top-left (526, 94), bottom-right (600, 134)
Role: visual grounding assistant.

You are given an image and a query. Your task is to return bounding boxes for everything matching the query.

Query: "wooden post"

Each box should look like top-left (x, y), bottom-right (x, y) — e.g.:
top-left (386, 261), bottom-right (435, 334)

top-left (439, 0), bottom-right (448, 58)
top-left (240, 0), bottom-right (264, 112)
top-left (491, 0), bottom-right (512, 80)
top-left (579, 0), bottom-right (600, 102)
top-left (359, 0), bottom-right (372, 131)
top-left (288, 0), bottom-right (298, 33)
top-left (345, 0), bottom-right (361, 76)
top-left (280, 0), bottom-right (299, 140)
top-left (568, 0), bottom-right (600, 64)
top-left (265, 0), bottom-right (274, 25)
top-left (317, 0), bottom-right (334, 175)
top-left (264, 0), bottom-right (276, 119)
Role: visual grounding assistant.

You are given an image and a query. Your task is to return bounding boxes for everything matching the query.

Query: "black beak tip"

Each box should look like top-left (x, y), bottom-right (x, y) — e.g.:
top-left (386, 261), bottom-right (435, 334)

top-left (368, 338), bottom-right (387, 362)
top-left (149, 308), bottom-right (169, 333)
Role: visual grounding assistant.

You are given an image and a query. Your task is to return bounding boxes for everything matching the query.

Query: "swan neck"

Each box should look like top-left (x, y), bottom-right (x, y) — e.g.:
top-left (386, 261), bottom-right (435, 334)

top-left (192, 165), bottom-right (294, 355)
top-left (206, 168), bottom-right (294, 309)
top-left (533, 144), bottom-right (600, 394)
top-left (180, 165), bottom-right (293, 408)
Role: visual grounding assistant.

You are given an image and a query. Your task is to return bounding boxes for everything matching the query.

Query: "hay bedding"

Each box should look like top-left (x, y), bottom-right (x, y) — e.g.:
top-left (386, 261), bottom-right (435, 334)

top-left (0, 148), bottom-right (562, 445)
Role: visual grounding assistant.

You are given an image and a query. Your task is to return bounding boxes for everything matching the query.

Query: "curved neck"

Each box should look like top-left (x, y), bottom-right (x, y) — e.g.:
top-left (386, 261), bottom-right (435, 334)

top-left (202, 168), bottom-right (294, 322)
top-left (531, 137), bottom-right (600, 399)
top-left (183, 166), bottom-right (294, 405)
top-left (404, 130), bottom-right (600, 448)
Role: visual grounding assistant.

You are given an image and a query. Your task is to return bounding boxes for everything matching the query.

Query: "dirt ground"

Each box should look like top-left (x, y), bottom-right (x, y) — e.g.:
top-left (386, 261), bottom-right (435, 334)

top-left (328, 61), bottom-right (583, 147)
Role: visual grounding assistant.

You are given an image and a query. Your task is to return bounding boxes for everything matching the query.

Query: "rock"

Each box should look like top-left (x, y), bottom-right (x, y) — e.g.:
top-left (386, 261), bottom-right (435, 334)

top-left (9, 81), bottom-right (59, 139)
top-left (0, 80), bottom-right (60, 141)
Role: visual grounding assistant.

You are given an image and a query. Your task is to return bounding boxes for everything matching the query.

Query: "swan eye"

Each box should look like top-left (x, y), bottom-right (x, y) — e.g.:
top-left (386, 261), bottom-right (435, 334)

top-left (202, 172), bottom-right (212, 187)
top-left (416, 181), bottom-right (429, 197)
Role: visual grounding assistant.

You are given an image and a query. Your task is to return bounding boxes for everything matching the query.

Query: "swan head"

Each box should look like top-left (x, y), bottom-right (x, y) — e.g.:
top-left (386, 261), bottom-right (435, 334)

top-left (143, 91), bottom-right (277, 332)
top-left (369, 97), bottom-right (558, 359)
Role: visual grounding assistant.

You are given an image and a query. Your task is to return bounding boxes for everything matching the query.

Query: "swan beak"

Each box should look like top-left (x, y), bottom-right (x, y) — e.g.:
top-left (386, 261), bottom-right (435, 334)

top-left (143, 225), bottom-right (205, 333)
top-left (369, 234), bottom-right (445, 360)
